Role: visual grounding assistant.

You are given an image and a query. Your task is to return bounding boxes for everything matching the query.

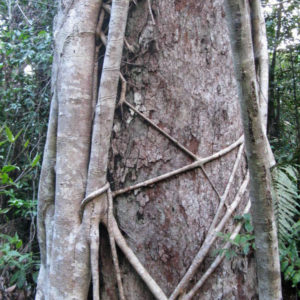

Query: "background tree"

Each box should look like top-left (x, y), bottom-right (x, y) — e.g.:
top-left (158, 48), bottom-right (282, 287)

top-left (264, 0), bottom-right (300, 297)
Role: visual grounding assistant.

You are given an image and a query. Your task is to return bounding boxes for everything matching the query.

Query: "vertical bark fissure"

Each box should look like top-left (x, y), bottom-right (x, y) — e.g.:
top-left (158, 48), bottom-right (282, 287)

top-left (224, 0), bottom-right (282, 299)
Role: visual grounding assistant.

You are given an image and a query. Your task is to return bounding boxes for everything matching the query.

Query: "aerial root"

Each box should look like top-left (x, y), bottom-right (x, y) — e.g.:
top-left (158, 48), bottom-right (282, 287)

top-left (90, 220), bottom-right (101, 300)
top-left (169, 172), bottom-right (249, 300)
top-left (79, 182), bottom-right (110, 222)
top-left (147, 0), bottom-right (156, 25)
top-left (82, 5), bottom-right (249, 296)
top-left (208, 143), bottom-right (245, 234)
top-left (182, 200), bottom-right (251, 300)
top-left (107, 188), bottom-right (125, 300)
top-left (80, 156), bottom-right (248, 300)
top-left (112, 135), bottom-right (243, 198)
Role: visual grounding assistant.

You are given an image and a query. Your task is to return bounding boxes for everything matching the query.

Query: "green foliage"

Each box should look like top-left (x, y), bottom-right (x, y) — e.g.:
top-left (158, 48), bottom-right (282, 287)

top-left (272, 165), bottom-right (300, 294)
top-left (0, 128), bottom-right (40, 292)
top-left (217, 166), bottom-right (300, 292)
top-left (0, 233), bottom-right (39, 289)
top-left (272, 165), bottom-right (300, 244)
top-left (215, 213), bottom-right (256, 259)
top-left (265, 1), bottom-right (300, 295)
top-left (0, 0), bottom-right (55, 294)
top-left (279, 221), bottom-right (300, 295)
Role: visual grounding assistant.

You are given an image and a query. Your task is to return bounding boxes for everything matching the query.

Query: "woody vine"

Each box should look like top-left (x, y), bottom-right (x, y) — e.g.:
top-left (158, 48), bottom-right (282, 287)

top-left (36, 0), bottom-right (281, 299)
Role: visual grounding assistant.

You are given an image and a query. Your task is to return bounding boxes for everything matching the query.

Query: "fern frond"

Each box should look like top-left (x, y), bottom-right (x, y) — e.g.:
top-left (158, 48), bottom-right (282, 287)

top-left (272, 165), bottom-right (300, 244)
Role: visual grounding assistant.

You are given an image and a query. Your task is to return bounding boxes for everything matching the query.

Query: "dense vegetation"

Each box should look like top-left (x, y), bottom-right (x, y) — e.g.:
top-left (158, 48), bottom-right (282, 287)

top-left (265, 0), bottom-right (300, 297)
top-left (0, 0), bottom-right (298, 298)
top-left (0, 0), bottom-right (55, 297)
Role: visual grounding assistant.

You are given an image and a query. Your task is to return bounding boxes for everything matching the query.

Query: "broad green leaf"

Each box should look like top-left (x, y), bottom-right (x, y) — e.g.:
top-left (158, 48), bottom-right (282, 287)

top-left (1, 165), bottom-right (18, 173)
top-left (16, 240), bottom-right (22, 249)
top-left (5, 126), bottom-right (14, 143)
top-left (0, 208), bottom-right (10, 214)
top-left (245, 222), bottom-right (253, 233)
top-left (31, 153), bottom-right (40, 167)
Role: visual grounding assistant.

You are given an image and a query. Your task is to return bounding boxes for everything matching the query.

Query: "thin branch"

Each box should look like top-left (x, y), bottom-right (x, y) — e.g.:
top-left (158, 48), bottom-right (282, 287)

top-left (182, 201), bottom-right (251, 300)
top-left (169, 173), bottom-right (249, 300)
top-left (113, 136), bottom-right (243, 197)
top-left (107, 188), bottom-right (125, 300)
top-left (16, 0), bottom-right (32, 25)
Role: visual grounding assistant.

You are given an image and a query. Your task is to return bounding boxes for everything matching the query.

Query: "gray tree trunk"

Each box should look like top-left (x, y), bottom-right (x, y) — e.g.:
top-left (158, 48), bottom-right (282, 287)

top-left (224, 0), bottom-right (282, 299)
top-left (36, 0), bottom-right (258, 299)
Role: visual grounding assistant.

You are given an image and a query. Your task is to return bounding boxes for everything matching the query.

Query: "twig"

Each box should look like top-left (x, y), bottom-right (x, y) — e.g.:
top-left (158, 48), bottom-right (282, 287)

top-left (169, 172), bottom-right (249, 300)
top-left (182, 200), bottom-right (251, 300)
top-left (113, 136), bottom-right (243, 197)
top-left (107, 188), bottom-right (125, 300)
top-left (16, 0), bottom-right (32, 25)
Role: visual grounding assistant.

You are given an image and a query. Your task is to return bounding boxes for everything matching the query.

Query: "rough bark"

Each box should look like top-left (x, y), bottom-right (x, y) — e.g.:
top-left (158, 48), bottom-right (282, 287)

top-left (224, 0), bottom-right (282, 299)
top-left (37, 0), bottom-right (259, 299)
top-left (102, 0), bottom-right (256, 299)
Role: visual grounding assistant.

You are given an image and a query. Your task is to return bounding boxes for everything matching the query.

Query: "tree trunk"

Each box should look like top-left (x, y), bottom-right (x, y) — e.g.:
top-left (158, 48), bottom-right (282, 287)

top-left (224, 0), bottom-right (282, 299)
top-left (268, 2), bottom-right (283, 139)
top-left (37, 0), bottom-right (258, 299)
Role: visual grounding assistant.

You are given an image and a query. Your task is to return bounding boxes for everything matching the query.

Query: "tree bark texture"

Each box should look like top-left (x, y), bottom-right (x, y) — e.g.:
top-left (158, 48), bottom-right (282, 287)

top-left (102, 0), bottom-right (256, 299)
top-left (37, 0), bottom-right (259, 299)
top-left (36, 0), bottom-right (102, 298)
